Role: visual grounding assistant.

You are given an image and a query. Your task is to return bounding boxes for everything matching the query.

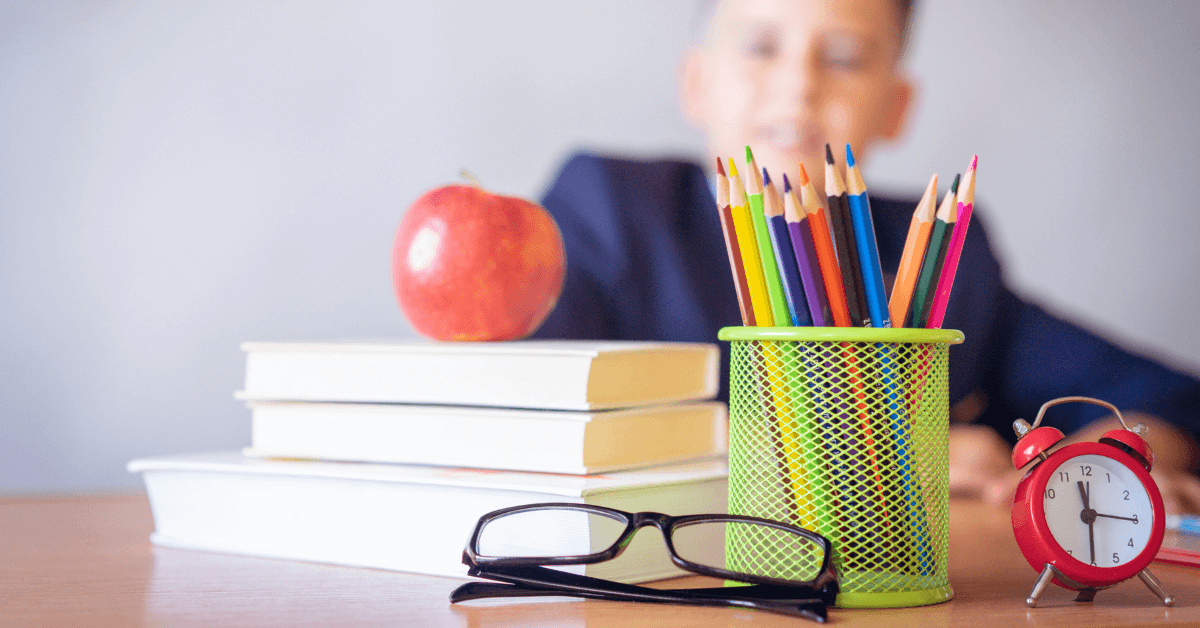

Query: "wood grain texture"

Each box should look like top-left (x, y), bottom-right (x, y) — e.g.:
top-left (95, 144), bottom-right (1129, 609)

top-left (1, 494), bottom-right (1198, 627)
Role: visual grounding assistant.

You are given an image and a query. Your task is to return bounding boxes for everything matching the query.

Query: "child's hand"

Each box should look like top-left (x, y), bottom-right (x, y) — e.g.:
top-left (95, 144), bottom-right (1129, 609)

top-left (948, 424), bottom-right (1018, 500)
top-left (1150, 468), bottom-right (1200, 515)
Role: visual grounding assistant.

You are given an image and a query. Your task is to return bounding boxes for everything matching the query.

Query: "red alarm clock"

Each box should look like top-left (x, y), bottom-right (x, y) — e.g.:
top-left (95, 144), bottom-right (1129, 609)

top-left (1010, 396), bottom-right (1174, 608)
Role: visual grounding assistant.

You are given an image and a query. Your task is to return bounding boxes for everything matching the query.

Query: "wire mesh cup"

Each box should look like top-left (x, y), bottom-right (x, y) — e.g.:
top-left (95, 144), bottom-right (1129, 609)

top-left (717, 326), bottom-right (965, 608)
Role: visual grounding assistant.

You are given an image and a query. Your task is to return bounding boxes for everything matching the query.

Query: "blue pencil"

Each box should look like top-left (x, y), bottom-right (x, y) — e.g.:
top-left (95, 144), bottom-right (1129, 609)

top-left (1168, 514), bottom-right (1200, 536)
top-left (844, 145), bottom-right (891, 328)
top-left (762, 169), bottom-right (811, 326)
top-left (843, 149), bottom-right (931, 574)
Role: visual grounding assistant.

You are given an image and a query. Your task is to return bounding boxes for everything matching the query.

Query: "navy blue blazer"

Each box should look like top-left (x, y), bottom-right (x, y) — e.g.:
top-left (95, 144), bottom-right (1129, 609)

top-left (531, 152), bottom-right (1200, 442)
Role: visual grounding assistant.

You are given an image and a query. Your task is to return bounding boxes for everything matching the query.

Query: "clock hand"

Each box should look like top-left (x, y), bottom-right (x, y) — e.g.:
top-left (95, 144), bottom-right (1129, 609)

top-left (1078, 481), bottom-right (1096, 565)
top-left (1089, 518), bottom-right (1099, 566)
top-left (1088, 482), bottom-right (1139, 523)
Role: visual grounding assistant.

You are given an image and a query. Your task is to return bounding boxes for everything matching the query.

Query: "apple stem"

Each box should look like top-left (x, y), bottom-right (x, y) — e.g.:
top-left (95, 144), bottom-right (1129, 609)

top-left (459, 169), bottom-right (483, 188)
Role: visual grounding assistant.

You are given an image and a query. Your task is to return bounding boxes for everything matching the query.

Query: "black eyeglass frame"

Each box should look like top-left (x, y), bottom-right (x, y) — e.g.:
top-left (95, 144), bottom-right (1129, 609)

top-left (463, 502), bottom-right (835, 589)
top-left (452, 562), bottom-right (834, 621)
top-left (452, 502), bottom-right (839, 619)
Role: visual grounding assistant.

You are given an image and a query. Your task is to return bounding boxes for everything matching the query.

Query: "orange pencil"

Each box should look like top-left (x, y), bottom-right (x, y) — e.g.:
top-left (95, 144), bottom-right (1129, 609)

top-left (888, 173), bottom-right (938, 327)
top-left (715, 158), bottom-right (755, 326)
top-left (796, 163), bottom-right (852, 327)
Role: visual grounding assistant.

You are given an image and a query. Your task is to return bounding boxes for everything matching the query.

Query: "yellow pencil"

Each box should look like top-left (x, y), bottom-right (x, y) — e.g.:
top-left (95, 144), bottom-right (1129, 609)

top-left (728, 158), bottom-right (774, 326)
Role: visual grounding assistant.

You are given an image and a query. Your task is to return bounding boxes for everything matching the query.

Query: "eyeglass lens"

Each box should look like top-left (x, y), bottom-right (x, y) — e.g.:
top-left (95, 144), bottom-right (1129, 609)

top-left (477, 508), bottom-right (628, 560)
top-left (675, 519), bottom-right (825, 583)
top-left (475, 507), bottom-right (825, 584)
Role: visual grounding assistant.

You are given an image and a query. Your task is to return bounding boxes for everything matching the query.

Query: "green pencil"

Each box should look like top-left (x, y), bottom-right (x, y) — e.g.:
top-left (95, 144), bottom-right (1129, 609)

top-left (745, 146), bottom-right (791, 327)
top-left (910, 174), bottom-right (959, 328)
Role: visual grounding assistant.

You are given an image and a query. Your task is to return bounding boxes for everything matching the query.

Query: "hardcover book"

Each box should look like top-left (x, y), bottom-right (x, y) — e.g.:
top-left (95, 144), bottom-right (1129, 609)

top-left (129, 451), bottom-right (729, 582)
top-left (238, 340), bottom-right (720, 411)
top-left (244, 400), bottom-right (727, 474)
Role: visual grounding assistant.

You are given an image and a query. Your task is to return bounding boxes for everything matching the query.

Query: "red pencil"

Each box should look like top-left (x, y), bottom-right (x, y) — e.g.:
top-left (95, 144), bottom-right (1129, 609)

top-left (926, 156), bottom-right (978, 328)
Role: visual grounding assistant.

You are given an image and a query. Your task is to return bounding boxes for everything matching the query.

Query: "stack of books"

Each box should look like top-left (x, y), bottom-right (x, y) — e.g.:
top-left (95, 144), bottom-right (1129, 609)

top-left (128, 340), bottom-right (729, 583)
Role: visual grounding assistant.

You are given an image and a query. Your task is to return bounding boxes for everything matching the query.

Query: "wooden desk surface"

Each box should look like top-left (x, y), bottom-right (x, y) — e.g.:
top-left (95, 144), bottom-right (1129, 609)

top-left (2, 494), bottom-right (1197, 627)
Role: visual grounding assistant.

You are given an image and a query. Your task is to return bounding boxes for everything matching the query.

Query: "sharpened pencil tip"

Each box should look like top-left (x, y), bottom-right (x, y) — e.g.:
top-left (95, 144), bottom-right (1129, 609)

top-left (969, 155), bottom-right (978, 171)
top-left (919, 173), bottom-right (939, 217)
top-left (845, 144), bottom-right (856, 168)
top-left (716, 157), bottom-right (725, 176)
top-left (745, 145), bottom-right (754, 164)
top-left (825, 144), bottom-right (835, 165)
top-left (782, 173), bottom-right (792, 193)
top-left (762, 167), bottom-right (771, 186)
top-left (798, 163), bottom-right (810, 186)
top-left (950, 173), bottom-right (961, 194)
top-left (727, 158), bottom-right (739, 178)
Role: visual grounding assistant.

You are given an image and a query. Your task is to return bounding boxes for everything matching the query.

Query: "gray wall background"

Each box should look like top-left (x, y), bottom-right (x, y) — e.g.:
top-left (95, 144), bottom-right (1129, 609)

top-left (2, 1), bottom-right (1198, 492)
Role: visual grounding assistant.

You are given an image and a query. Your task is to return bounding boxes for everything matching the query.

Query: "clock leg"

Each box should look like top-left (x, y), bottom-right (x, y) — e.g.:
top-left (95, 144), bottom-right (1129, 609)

top-left (1026, 564), bottom-right (1056, 608)
top-left (1073, 588), bottom-right (1096, 602)
top-left (1137, 568), bottom-right (1175, 607)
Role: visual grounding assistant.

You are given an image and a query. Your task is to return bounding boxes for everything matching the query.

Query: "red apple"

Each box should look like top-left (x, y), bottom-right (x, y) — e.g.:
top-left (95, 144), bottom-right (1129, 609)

top-left (392, 183), bottom-right (566, 341)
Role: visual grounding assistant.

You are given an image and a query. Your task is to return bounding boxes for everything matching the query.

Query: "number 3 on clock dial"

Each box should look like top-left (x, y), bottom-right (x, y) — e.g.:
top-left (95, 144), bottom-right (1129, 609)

top-left (1041, 454), bottom-right (1153, 566)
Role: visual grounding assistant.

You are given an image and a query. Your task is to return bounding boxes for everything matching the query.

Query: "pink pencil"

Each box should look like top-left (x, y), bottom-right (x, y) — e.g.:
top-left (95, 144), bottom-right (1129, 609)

top-left (925, 156), bottom-right (977, 329)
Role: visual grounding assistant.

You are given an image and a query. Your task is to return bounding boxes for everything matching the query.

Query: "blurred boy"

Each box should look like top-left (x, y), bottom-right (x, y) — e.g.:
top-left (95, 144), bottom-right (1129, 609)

top-left (531, 0), bottom-right (1200, 512)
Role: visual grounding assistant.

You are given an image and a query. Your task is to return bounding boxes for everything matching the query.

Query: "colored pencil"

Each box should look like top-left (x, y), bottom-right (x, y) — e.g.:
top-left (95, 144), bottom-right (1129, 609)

top-left (751, 159), bottom-right (807, 528)
top-left (926, 155), bottom-right (978, 329)
top-left (910, 173), bottom-right (959, 328)
top-left (728, 159), bottom-right (774, 326)
top-left (825, 145), bottom-right (869, 327)
top-left (844, 144), bottom-right (890, 328)
top-left (827, 142), bottom-right (879, 567)
top-left (715, 158), bottom-right (755, 326)
top-left (1167, 514), bottom-right (1200, 536)
top-left (763, 168), bottom-right (812, 326)
top-left (888, 174), bottom-right (938, 327)
top-left (781, 174), bottom-right (829, 327)
top-left (795, 165), bottom-right (852, 327)
top-left (848, 153), bottom-right (935, 570)
top-left (745, 147), bottom-right (791, 327)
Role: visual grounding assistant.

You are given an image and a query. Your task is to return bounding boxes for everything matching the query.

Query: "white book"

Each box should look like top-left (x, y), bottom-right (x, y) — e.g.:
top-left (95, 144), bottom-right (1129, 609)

top-left (128, 451), bottom-right (729, 583)
top-left (244, 400), bottom-right (728, 475)
top-left (237, 340), bottom-right (720, 411)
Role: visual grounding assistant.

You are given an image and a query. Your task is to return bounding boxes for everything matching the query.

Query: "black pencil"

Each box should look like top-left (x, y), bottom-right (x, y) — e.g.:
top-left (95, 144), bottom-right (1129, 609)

top-left (824, 144), bottom-right (869, 327)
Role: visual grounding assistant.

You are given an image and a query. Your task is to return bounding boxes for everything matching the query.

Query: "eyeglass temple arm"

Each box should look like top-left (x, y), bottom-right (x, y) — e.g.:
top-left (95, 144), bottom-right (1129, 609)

top-left (467, 559), bottom-right (838, 603)
top-left (451, 579), bottom-right (829, 603)
top-left (450, 580), bottom-right (828, 623)
top-left (450, 580), bottom-right (577, 602)
top-left (453, 565), bottom-right (830, 621)
top-left (470, 563), bottom-right (831, 601)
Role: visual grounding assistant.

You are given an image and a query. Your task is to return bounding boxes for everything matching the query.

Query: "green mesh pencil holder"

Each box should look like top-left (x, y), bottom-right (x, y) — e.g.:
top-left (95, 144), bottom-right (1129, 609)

top-left (717, 326), bottom-right (964, 608)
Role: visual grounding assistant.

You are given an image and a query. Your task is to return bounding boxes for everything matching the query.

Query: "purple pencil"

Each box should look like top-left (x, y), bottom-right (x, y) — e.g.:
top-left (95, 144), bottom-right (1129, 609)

top-left (763, 168), bottom-right (812, 326)
top-left (783, 174), bottom-right (831, 327)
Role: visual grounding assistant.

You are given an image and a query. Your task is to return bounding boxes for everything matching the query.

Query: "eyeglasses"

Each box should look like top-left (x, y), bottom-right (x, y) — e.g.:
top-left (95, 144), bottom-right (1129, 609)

top-left (448, 502), bottom-right (839, 621)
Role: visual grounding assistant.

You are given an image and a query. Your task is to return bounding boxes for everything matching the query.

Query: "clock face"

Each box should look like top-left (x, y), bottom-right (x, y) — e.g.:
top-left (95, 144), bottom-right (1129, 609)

top-left (1041, 453), bottom-right (1154, 568)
